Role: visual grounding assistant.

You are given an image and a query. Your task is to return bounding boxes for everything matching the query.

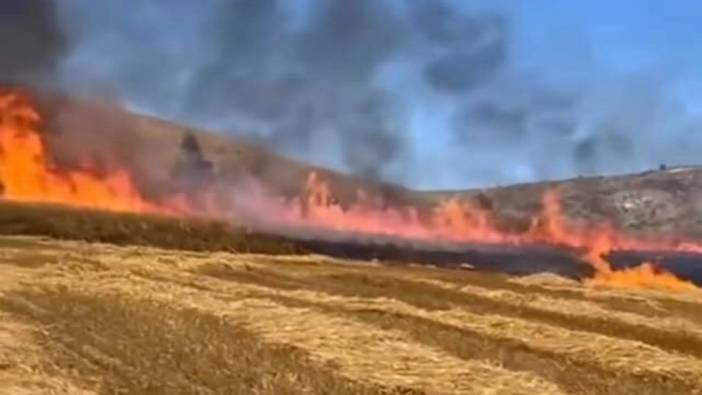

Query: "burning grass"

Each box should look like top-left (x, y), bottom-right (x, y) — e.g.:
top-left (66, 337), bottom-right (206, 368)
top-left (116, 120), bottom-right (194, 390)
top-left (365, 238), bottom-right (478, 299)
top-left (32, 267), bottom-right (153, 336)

top-left (0, 89), bottom-right (183, 214)
top-left (585, 262), bottom-right (698, 292)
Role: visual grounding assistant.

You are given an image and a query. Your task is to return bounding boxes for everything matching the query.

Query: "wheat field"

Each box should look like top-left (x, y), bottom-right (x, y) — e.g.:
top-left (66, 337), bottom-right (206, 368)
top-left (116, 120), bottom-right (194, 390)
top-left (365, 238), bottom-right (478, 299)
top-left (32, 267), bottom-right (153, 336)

top-left (0, 236), bottom-right (700, 395)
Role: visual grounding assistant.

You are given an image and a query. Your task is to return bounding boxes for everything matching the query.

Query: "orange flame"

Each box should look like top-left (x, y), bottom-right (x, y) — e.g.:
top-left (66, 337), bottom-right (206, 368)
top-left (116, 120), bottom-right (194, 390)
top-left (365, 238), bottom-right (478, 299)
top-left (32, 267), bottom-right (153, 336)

top-left (529, 191), bottom-right (698, 291)
top-left (0, 89), bottom-right (186, 214)
top-left (294, 172), bottom-right (509, 242)
top-left (584, 263), bottom-right (698, 292)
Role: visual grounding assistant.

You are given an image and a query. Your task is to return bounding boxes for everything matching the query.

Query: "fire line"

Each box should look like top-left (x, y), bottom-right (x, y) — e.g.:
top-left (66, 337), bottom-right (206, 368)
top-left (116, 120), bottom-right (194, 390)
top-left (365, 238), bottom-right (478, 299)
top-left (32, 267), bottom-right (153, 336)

top-left (0, 87), bottom-right (699, 292)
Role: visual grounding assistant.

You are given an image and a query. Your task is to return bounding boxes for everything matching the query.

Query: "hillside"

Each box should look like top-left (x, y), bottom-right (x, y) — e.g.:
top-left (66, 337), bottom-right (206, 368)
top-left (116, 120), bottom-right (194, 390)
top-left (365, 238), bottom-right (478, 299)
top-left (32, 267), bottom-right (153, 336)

top-left (31, 89), bottom-right (702, 241)
top-left (427, 166), bottom-right (702, 240)
top-left (33, 90), bottom-right (423, 208)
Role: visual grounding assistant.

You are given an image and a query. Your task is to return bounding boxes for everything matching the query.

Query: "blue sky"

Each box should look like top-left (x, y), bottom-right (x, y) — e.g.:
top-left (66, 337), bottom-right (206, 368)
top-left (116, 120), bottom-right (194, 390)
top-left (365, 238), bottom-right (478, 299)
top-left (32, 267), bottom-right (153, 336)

top-left (496, 0), bottom-right (702, 100)
top-left (523, 1), bottom-right (697, 65)
top-left (404, 0), bottom-right (702, 188)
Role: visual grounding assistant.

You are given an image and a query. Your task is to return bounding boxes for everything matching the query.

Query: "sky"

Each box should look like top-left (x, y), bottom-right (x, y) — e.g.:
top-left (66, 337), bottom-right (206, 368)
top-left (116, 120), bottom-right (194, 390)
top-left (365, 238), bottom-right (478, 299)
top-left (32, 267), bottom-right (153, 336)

top-left (409, 0), bottom-right (702, 188)
top-left (505, 0), bottom-right (702, 79)
top-left (6, 0), bottom-right (702, 190)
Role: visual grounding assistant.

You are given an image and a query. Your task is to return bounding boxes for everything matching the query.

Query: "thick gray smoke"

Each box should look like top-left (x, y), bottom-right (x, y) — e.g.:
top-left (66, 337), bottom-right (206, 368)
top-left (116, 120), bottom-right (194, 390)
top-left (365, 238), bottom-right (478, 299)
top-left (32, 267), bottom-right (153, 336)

top-left (411, 0), bottom-right (509, 93)
top-left (48, 0), bottom-right (519, 183)
top-left (0, 0), bottom-right (69, 85)
top-left (180, 0), bottom-right (410, 179)
top-left (7, 0), bottom-right (701, 188)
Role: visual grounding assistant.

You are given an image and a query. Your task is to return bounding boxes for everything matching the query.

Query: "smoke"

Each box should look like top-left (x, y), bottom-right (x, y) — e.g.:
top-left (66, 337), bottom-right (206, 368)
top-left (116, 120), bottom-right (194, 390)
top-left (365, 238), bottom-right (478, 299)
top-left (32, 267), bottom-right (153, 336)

top-left (7, 0), bottom-right (701, 189)
top-left (0, 0), bottom-right (69, 85)
top-left (179, 0), bottom-right (411, 180)
top-left (412, 0), bottom-right (509, 93)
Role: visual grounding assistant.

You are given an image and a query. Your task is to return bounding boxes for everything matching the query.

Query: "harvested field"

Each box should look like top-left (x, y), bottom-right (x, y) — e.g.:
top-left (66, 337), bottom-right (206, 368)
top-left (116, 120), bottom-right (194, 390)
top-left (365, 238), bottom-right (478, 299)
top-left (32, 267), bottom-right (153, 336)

top-left (1, 236), bottom-right (701, 394)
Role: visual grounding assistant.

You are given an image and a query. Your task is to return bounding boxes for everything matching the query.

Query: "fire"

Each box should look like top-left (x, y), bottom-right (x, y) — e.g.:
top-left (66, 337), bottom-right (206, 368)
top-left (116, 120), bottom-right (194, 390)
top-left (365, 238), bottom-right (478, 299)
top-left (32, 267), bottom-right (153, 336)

top-left (526, 191), bottom-right (699, 291)
top-left (0, 89), bottom-right (187, 214)
top-left (0, 87), bottom-right (698, 292)
top-left (584, 263), bottom-right (698, 292)
top-left (296, 173), bottom-right (700, 292)
top-left (292, 172), bottom-right (511, 243)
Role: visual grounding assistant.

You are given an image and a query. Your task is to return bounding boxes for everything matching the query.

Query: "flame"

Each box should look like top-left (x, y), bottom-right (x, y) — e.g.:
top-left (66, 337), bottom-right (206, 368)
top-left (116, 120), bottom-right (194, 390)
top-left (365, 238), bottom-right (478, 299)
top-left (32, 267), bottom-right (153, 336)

top-left (514, 189), bottom-right (697, 291)
top-left (584, 263), bottom-right (698, 293)
top-left (296, 173), bottom-right (699, 292)
top-left (294, 172), bottom-right (509, 243)
top-left (0, 89), bottom-right (187, 214)
top-left (0, 87), bottom-right (698, 292)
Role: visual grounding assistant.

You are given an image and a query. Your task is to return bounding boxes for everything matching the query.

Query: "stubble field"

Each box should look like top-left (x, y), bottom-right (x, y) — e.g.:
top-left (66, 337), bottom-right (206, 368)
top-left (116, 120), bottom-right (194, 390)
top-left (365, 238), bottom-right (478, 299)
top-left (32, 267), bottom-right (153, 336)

top-left (1, 229), bottom-right (701, 394)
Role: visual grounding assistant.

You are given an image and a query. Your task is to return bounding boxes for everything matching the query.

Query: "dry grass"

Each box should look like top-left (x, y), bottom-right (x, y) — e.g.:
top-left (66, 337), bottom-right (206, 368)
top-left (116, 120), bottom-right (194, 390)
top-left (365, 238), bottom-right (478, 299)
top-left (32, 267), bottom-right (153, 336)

top-left (0, 201), bottom-right (306, 255)
top-left (157, 265), bottom-right (702, 391)
top-left (510, 271), bottom-right (702, 324)
top-left (1, 237), bottom-right (702, 394)
top-left (510, 272), bottom-right (583, 288)
top-left (2, 290), bottom-right (399, 395)
top-left (0, 312), bottom-right (95, 395)
top-left (407, 279), bottom-right (702, 356)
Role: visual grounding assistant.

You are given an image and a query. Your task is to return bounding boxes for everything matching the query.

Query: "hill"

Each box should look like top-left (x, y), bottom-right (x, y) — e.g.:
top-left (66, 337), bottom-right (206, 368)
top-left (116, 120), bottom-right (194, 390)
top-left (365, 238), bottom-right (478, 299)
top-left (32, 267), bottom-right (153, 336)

top-left (426, 166), bottom-right (702, 240)
top-left (31, 89), bottom-right (702, 241)
top-left (33, 90), bottom-right (424, 208)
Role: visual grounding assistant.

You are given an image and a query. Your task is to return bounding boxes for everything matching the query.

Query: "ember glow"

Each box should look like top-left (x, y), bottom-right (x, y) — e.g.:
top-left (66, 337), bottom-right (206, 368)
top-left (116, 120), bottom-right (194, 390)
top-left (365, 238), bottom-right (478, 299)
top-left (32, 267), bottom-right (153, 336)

top-left (0, 88), bottom-right (698, 292)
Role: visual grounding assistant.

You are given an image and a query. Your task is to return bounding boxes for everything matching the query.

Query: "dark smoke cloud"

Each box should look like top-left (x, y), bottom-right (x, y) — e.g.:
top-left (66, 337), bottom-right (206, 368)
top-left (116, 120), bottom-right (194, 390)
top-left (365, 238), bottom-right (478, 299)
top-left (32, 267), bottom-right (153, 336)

top-left (183, 0), bottom-right (410, 180)
top-left (0, 0), bottom-right (69, 84)
top-left (49, 0), bottom-right (510, 183)
top-left (296, 0), bottom-right (404, 82)
top-left (411, 0), bottom-right (509, 93)
top-left (9, 0), bottom-right (699, 189)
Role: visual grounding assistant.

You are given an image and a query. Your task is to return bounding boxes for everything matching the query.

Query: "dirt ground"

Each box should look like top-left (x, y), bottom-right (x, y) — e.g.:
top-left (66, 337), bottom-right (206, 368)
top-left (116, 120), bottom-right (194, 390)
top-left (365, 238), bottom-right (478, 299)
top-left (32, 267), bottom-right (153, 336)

top-left (0, 236), bottom-right (701, 395)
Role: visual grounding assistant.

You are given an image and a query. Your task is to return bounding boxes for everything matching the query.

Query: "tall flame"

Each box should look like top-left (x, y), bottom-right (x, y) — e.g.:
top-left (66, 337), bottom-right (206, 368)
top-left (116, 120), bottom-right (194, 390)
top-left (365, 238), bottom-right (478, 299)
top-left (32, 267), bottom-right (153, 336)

top-left (0, 89), bottom-right (186, 214)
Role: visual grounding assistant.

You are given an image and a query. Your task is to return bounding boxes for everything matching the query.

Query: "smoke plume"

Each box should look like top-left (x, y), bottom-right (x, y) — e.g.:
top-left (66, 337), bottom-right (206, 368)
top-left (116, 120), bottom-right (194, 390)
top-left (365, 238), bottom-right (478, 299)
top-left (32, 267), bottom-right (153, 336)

top-left (6, 0), bottom-right (701, 189)
top-left (0, 0), bottom-right (69, 85)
